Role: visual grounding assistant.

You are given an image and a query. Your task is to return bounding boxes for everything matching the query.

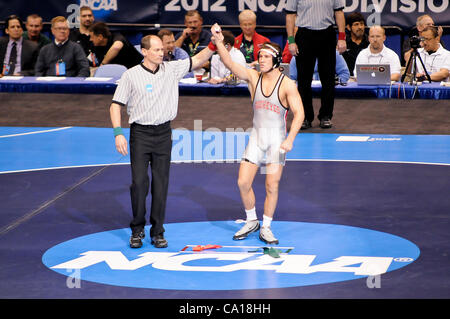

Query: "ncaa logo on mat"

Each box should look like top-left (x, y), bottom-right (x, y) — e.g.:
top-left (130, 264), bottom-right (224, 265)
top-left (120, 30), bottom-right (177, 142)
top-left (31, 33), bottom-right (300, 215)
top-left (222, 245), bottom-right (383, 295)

top-left (42, 221), bottom-right (420, 290)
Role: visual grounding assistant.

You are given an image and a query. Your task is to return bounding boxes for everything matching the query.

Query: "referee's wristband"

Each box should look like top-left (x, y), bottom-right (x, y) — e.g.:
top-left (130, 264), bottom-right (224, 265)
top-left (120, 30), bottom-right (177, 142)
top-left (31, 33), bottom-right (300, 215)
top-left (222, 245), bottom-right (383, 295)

top-left (288, 36), bottom-right (295, 44)
top-left (113, 127), bottom-right (124, 137)
top-left (338, 32), bottom-right (346, 41)
top-left (208, 42), bottom-right (217, 51)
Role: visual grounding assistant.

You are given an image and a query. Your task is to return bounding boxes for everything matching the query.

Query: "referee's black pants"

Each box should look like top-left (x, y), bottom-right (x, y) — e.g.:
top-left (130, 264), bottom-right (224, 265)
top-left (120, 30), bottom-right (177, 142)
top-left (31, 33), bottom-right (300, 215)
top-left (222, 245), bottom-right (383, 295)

top-left (129, 122), bottom-right (172, 238)
top-left (295, 26), bottom-right (337, 122)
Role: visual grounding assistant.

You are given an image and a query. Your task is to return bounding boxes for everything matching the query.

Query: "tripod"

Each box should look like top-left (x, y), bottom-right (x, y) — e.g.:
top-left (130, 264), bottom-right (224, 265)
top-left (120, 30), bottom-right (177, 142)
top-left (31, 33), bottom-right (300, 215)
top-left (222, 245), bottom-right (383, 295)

top-left (401, 47), bottom-right (431, 84)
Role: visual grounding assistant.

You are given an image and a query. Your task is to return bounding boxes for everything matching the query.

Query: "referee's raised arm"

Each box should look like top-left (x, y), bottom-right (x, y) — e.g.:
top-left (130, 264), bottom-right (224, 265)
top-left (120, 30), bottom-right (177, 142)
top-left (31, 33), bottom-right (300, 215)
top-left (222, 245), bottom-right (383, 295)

top-left (190, 24), bottom-right (222, 70)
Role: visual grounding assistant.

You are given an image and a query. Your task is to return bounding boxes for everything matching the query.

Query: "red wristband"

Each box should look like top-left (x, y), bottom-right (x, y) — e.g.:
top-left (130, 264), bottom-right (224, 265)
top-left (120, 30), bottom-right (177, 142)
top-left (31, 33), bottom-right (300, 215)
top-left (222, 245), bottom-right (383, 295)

top-left (338, 32), bottom-right (346, 41)
top-left (208, 42), bottom-right (217, 51)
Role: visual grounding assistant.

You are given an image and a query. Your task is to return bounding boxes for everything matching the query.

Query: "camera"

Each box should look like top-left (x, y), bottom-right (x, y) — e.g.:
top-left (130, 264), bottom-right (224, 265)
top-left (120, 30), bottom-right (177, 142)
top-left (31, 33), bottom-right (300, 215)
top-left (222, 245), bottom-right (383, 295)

top-left (410, 35), bottom-right (423, 49)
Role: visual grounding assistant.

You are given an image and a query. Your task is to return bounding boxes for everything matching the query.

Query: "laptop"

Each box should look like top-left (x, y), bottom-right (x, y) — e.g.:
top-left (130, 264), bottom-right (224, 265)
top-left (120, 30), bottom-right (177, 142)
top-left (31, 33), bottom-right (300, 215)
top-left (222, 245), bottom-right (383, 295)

top-left (356, 64), bottom-right (391, 85)
top-left (255, 63), bottom-right (291, 78)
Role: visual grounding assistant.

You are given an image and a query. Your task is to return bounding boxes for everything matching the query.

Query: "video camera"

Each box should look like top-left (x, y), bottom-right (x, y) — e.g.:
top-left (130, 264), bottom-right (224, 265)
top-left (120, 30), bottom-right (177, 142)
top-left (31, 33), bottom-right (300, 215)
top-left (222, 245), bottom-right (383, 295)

top-left (410, 35), bottom-right (423, 49)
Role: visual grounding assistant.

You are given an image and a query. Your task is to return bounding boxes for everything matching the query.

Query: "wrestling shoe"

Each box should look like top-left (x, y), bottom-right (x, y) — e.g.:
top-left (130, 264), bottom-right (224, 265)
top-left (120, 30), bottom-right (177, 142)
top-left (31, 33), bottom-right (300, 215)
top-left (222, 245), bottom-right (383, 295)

top-left (233, 219), bottom-right (260, 240)
top-left (319, 117), bottom-right (333, 129)
top-left (129, 229), bottom-right (145, 248)
top-left (151, 234), bottom-right (168, 248)
top-left (301, 119), bottom-right (312, 130)
top-left (259, 226), bottom-right (279, 245)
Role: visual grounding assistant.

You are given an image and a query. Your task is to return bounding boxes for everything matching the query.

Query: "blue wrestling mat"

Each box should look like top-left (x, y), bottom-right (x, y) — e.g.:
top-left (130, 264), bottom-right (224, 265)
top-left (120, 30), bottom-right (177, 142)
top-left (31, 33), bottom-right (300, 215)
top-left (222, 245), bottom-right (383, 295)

top-left (0, 127), bottom-right (449, 300)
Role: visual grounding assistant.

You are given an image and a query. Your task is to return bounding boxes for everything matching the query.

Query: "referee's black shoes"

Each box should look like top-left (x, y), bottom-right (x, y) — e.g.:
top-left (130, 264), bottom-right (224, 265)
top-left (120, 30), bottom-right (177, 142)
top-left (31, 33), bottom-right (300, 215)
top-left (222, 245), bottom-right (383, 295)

top-left (320, 117), bottom-right (333, 129)
top-left (129, 229), bottom-right (145, 248)
top-left (301, 119), bottom-right (312, 130)
top-left (151, 234), bottom-right (168, 248)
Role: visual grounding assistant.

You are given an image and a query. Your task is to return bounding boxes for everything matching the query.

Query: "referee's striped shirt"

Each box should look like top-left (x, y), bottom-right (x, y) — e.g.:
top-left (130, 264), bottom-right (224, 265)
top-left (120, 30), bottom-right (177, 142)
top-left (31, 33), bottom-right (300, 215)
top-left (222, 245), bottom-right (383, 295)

top-left (285, 0), bottom-right (345, 30)
top-left (112, 58), bottom-right (192, 125)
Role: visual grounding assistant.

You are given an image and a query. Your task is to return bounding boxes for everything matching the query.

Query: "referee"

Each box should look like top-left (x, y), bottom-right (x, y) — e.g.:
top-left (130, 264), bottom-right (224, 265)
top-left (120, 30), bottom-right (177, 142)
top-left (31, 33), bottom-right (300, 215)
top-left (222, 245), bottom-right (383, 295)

top-left (285, 0), bottom-right (346, 129)
top-left (110, 33), bottom-right (217, 248)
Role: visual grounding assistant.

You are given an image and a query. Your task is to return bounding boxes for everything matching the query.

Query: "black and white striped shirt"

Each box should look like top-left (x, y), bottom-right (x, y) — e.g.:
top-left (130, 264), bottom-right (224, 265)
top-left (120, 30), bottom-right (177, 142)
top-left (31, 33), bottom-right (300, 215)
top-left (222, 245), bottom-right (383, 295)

top-left (285, 0), bottom-right (345, 30)
top-left (112, 58), bottom-right (192, 125)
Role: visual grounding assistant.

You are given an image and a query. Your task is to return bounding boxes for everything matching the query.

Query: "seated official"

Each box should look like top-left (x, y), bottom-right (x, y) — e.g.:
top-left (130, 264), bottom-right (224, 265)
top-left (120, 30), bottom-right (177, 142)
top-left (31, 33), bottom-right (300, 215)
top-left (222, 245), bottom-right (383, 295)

top-left (209, 30), bottom-right (246, 84)
top-left (234, 9), bottom-right (270, 68)
top-left (354, 25), bottom-right (401, 81)
top-left (89, 22), bottom-right (143, 69)
top-left (23, 14), bottom-right (51, 50)
top-left (415, 26), bottom-right (450, 82)
top-left (289, 51), bottom-right (350, 84)
top-left (342, 12), bottom-right (369, 76)
top-left (0, 15), bottom-right (39, 76)
top-left (35, 16), bottom-right (89, 77)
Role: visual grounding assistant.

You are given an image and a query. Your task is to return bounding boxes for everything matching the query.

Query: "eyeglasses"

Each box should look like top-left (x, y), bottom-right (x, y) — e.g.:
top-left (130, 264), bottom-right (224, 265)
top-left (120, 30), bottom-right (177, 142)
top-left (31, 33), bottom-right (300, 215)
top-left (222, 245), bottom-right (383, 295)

top-left (53, 27), bottom-right (69, 31)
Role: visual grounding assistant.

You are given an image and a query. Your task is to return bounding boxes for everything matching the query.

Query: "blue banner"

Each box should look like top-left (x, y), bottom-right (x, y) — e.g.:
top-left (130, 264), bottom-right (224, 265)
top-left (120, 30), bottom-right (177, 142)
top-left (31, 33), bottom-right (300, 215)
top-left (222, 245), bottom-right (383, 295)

top-left (0, 0), bottom-right (449, 30)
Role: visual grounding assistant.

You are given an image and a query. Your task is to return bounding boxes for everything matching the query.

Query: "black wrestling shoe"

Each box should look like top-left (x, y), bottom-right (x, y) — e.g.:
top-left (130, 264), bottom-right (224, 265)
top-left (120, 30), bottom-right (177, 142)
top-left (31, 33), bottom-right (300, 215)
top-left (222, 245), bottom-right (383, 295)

top-left (319, 117), bottom-right (333, 129)
top-left (151, 234), bottom-right (168, 248)
top-left (129, 230), bottom-right (145, 248)
top-left (301, 119), bottom-right (312, 130)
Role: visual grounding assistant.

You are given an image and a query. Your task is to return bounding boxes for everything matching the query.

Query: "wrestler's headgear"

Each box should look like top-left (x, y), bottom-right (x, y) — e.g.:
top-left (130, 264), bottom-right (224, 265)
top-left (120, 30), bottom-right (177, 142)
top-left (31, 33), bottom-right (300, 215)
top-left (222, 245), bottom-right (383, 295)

top-left (258, 43), bottom-right (282, 69)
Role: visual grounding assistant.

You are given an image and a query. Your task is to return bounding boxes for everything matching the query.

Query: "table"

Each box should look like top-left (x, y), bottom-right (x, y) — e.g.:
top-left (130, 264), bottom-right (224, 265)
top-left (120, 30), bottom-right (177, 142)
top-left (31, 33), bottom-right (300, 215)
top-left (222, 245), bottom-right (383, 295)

top-left (0, 76), bottom-right (449, 99)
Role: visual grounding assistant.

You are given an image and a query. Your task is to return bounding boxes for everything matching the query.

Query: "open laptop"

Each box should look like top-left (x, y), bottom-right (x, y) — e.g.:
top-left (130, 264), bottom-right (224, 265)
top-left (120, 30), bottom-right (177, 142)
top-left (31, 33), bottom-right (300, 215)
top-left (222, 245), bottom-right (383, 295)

top-left (356, 64), bottom-right (391, 85)
top-left (255, 63), bottom-right (291, 78)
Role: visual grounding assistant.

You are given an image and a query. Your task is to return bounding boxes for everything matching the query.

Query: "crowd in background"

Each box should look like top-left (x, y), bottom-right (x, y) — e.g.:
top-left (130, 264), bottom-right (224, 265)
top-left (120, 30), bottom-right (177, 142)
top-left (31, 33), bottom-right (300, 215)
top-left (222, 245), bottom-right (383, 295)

top-left (0, 7), bottom-right (449, 83)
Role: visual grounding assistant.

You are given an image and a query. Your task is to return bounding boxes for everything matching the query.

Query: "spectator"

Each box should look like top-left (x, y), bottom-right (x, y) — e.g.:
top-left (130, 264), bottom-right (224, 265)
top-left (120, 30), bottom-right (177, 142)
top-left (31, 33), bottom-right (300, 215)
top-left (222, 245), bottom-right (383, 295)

top-left (0, 15), bottom-right (39, 76)
top-left (403, 14), bottom-right (443, 65)
top-left (89, 22), bottom-right (143, 69)
top-left (342, 12), bottom-right (369, 76)
top-left (234, 10), bottom-right (270, 68)
top-left (158, 29), bottom-right (189, 62)
top-left (35, 16), bottom-right (89, 77)
top-left (209, 30), bottom-right (246, 84)
top-left (69, 6), bottom-right (95, 56)
top-left (289, 50), bottom-right (350, 84)
top-left (23, 14), bottom-right (51, 50)
top-left (354, 26), bottom-right (401, 82)
top-left (158, 28), bottom-right (193, 78)
top-left (415, 26), bottom-right (450, 82)
top-left (175, 10), bottom-right (211, 58)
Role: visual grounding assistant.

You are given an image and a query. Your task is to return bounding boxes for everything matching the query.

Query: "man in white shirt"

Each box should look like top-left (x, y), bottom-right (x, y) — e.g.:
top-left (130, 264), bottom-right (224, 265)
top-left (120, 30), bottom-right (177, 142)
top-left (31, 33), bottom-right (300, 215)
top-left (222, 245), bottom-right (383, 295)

top-left (209, 30), bottom-right (246, 84)
top-left (415, 26), bottom-right (450, 82)
top-left (354, 25), bottom-right (401, 81)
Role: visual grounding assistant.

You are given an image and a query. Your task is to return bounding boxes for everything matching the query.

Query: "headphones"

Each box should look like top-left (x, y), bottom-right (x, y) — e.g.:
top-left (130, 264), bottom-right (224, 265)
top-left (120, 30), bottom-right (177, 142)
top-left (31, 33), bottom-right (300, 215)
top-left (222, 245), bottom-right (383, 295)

top-left (258, 43), bottom-right (282, 69)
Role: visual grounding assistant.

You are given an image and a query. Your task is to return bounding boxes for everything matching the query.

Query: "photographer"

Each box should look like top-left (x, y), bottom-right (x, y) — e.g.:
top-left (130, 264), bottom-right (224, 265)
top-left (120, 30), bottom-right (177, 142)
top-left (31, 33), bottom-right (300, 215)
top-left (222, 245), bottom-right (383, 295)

top-left (403, 14), bottom-right (443, 65)
top-left (414, 26), bottom-right (450, 82)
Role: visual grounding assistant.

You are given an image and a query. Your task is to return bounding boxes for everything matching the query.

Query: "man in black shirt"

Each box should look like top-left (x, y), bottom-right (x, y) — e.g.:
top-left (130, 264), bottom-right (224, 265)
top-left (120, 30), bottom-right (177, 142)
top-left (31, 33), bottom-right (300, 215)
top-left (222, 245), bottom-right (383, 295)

top-left (342, 12), bottom-right (369, 77)
top-left (174, 10), bottom-right (211, 71)
top-left (89, 22), bottom-right (143, 69)
top-left (69, 6), bottom-right (94, 57)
